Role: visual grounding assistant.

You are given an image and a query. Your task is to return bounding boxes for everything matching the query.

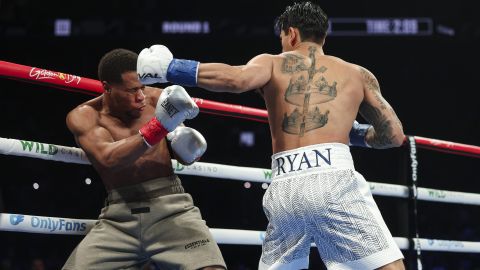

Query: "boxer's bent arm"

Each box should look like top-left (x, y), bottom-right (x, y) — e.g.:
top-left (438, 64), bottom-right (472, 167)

top-left (197, 54), bottom-right (273, 93)
top-left (66, 107), bottom-right (148, 169)
top-left (358, 67), bottom-right (405, 149)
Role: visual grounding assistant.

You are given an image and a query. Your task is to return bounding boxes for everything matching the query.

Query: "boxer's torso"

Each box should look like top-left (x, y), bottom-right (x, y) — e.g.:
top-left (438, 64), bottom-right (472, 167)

top-left (262, 44), bottom-right (364, 154)
top-left (83, 87), bottom-right (174, 190)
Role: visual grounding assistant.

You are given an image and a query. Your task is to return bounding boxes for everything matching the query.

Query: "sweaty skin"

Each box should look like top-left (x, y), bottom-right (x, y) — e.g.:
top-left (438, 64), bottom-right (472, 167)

top-left (196, 41), bottom-right (404, 153)
top-left (66, 71), bottom-right (173, 190)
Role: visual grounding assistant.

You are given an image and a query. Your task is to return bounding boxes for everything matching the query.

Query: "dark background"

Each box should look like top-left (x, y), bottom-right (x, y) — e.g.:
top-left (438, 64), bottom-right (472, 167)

top-left (0, 0), bottom-right (479, 269)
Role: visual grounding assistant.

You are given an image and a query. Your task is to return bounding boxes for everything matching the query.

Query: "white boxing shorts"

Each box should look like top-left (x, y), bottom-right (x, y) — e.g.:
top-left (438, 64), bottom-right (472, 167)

top-left (259, 143), bottom-right (404, 270)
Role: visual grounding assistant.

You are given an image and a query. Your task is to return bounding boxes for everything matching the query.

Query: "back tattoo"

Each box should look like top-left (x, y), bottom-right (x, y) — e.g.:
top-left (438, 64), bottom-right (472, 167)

top-left (281, 46), bottom-right (337, 136)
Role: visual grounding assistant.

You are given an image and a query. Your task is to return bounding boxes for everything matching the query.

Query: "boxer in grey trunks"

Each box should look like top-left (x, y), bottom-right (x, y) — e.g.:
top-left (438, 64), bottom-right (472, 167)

top-left (63, 48), bottom-right (225, 270)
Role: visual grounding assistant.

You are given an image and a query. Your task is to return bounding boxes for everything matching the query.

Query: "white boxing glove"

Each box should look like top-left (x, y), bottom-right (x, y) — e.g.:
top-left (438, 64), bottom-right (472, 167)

top-left (137, 45), bottom-right (173, 84)
top-left (137, 44), bottom-right (199, 86)
top-left (139, 85), bottom-right (199, 147)
top-left (167, 126), bottom-right (207, 165)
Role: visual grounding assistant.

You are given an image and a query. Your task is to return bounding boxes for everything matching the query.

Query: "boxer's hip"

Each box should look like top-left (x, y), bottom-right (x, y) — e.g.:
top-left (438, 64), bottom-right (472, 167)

top-left (270, 143), bottom-right (354, 180)
top-left (106, 175), bottom-right (184, 205)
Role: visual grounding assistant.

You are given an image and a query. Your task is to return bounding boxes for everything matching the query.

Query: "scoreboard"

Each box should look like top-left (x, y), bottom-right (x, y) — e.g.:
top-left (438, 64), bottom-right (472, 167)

top-left (328, 18), bottom-right (433, 36)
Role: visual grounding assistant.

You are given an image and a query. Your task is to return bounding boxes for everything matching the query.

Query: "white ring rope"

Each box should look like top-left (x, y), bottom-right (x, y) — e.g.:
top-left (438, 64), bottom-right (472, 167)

top-left (1, 137), bottom-right (480, 206)
top-left (1, 212), bottom-right (480, 253)
top-left (0, 137), bottom-right (89, 164)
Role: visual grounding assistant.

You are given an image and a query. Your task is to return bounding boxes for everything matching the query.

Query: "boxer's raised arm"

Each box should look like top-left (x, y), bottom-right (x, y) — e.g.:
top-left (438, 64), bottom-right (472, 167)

top-left (196, 54), bottom-right (273, 93)
top-left (137, 44), bottom-right (273, 93)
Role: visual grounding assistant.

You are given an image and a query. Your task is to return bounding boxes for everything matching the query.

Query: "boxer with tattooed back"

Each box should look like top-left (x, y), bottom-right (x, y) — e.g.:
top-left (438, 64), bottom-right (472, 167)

top-left (63, 49), bottom-right (225, 270)
top-left (137, 2), bottom-right (405, 269)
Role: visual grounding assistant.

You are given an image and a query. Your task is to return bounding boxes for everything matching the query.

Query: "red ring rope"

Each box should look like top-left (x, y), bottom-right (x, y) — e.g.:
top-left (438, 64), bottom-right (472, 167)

top-left (0, 60), bottom-right (478, 158)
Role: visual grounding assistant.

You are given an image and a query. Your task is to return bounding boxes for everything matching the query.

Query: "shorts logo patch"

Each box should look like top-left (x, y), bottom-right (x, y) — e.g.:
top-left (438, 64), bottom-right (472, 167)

top-left (185, 239), bottom-right (210, 249)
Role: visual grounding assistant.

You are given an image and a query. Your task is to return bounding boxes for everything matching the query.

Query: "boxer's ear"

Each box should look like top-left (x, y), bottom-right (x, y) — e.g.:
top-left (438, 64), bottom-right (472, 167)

top-left (288, 27), bottom-right (300, 47)
top-left (102, 81), bottom-right (111, 93)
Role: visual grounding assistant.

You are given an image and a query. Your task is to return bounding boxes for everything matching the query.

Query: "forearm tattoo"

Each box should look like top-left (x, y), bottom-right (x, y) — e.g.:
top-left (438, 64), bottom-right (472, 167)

top-left (360, 102), bottom-right (396, 148)
top-left (359, 68), bottom-right (400, 148)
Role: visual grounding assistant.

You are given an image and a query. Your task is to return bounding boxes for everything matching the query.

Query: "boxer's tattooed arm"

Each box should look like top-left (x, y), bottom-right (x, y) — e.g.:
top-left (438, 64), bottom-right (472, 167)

top-left (360, 68), bottom-right (387, 110)
top-left (360, 67), bottom-right (403, 147)
top-left (390, 107), bottom-right (403, 130)
top-left (360, 102), bottom-right (396, 148)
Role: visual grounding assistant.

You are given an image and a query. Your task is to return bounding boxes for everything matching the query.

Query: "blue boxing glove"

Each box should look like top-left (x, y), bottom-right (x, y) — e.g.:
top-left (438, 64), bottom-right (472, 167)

top-left (137, 45), bottom-right (199, 87)
top-left (349, 120), bottom-right (372, 148)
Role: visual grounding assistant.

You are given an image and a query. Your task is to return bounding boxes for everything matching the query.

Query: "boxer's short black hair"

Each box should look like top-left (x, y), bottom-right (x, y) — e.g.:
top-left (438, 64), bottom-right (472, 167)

top-left (98, 49), bottom-right (138, 84)
top-left (275, 1), bottom-right (328, 43)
